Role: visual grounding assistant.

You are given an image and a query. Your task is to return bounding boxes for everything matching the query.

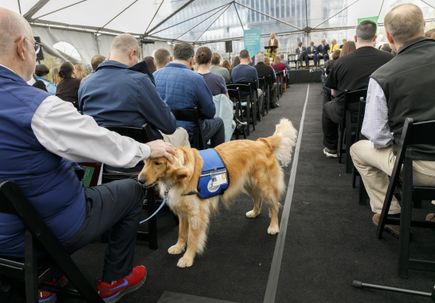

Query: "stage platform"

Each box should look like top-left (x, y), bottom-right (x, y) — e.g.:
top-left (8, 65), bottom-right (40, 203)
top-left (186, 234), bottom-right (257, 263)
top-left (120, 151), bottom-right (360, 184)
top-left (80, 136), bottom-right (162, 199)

top-left (287, 69), bottom-right (322, 84)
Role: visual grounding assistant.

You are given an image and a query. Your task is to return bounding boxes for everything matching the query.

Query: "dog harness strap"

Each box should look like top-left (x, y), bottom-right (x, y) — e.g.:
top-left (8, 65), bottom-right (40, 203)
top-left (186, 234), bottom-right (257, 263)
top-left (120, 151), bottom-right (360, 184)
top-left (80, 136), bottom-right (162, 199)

top-left (197, 149), bottom-right (229, 199)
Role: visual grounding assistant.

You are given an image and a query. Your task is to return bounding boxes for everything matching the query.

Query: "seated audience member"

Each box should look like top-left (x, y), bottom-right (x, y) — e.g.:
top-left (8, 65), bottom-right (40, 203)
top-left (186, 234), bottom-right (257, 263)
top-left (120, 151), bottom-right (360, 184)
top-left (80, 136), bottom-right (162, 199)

top-left (255, 52), bottom-right (279, 108)
top-left (231, 56), bottom-right (240, 70)
top-left (56, 61), bottom-right (81, 106)
top-left (34, 64), bottom-right (56, 95)
top-left (324, 49), bottom-right (341, 76)
top-left (306, 41), bottom-right (319, 66)
top-left (153, 48), bottom-right (171, 70)
top-left (79, 34), bottom-right (188, 146)
top-left (154, 43), bottom-right (225, 147)
top-left (317, 39), bottom-right (330, 62)
top-left (322, 49), bottom-right (341, 103)
top-left (81, 54), bottom-right (106, 85)
top-left (91, 54), bottom-right (106, 72)
top-left (51, 66), bottom-right (61, 85)
top-left (339, 41), bottom-right (356, 57)
top-left (231, 49), bottom-right (259, 89)
top-left (210, 52), bottom-right (231, 84)
top-left (379, 43), bottom-right (393, 54)
top-left (73, 63), bottom-right (87, 80)
top-left (0, 7), bottom-right (175, 302)
top-left (196, 47), bottom-right (227, 96)
top-left (322, 20), bottom-right (393, 158)
top-left (425, 28), bottom-right (435, 39)
top-left (143, 56), bottom-right (156, 73)
top-left (295, 42), bottom-right (307, 67)
top-left (339, 38), bottom-right (348, 49)
top-left (329, 39), bottom-right (340, 54)
top-left (221, 58), bottom-right (232, 72)
top-left (350, 3), bottom-right (435, 231)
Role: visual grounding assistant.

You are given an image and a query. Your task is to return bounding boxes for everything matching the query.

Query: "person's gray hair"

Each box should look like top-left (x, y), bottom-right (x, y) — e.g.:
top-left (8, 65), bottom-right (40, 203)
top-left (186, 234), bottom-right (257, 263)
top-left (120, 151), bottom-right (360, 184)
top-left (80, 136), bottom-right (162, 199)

top-left (384, 3), bottom-right (425, 44)
top-left (356, 20), bottom-right (377, 41)
top-left (255, 52), bottom-right (265, 63)
top-left (110, 33), bottom-right (139, 54)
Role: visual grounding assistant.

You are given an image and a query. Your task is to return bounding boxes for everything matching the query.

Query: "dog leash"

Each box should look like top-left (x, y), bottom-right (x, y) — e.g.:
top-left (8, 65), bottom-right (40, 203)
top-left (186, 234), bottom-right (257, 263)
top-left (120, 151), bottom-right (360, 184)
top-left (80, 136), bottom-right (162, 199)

top-left (138, 190), bottom-right (200, 225)
top-left (139, 198), bottom-right (167, 224)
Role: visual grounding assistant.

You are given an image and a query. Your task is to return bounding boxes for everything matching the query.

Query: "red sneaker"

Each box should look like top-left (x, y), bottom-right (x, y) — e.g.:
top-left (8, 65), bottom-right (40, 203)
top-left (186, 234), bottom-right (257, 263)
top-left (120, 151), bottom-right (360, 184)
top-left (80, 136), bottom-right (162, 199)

top-left (97, 265), bottom-right (147, 303)
top-left (38, 274), bottom-right (67, 303)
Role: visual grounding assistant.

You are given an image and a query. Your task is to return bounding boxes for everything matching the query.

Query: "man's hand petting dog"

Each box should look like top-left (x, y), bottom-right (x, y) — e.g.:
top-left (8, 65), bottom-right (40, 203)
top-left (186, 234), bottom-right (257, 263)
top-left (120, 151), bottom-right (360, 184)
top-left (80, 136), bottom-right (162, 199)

top-left (146, 140), bottom-right (175, 161)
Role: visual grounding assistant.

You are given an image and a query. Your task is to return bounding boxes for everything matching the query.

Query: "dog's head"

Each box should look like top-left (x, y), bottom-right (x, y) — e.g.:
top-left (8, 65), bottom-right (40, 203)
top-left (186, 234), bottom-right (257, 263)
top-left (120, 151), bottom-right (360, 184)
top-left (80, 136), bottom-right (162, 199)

top-left (138, 147), bottom-right (193, 187)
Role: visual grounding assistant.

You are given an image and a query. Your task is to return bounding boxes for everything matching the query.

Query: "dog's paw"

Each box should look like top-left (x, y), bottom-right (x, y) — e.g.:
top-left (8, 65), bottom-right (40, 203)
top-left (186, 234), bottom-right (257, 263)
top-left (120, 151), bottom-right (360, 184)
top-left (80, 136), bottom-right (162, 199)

top-left (177, 256), bottom-right (194, 268)
top-left (267, 225), bottom-right (280, 235)
top-left (168, 244), bottom-right (185, 255)
top-left (245, 210), bottom-right (260, 218)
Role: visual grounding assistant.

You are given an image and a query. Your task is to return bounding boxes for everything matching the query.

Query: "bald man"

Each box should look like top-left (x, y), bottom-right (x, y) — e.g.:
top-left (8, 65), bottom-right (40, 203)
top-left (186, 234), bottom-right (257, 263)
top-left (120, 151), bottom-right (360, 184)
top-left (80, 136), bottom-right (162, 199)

top-left (79, 33), bottom-right (189, 147)
top-left (0, 7), bottom-right (174, 302)
top-left (351, 3), bottom-right (435, 235)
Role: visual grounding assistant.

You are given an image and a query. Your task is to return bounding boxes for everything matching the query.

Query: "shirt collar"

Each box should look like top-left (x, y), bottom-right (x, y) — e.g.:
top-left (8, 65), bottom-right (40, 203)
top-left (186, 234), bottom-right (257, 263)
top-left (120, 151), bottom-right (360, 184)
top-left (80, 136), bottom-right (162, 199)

top-left (397, 37), bottom-right (430, 54)
top-left (166, 62), bottom-right (189, 69)
top-left (0, 64), bottom-right (28, 85)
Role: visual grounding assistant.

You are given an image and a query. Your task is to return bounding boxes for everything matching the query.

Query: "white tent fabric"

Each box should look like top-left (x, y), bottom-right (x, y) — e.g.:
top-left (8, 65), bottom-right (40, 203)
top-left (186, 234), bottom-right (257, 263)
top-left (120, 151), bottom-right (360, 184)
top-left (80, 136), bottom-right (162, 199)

top-left (2, 0), bottom-right (435, 63)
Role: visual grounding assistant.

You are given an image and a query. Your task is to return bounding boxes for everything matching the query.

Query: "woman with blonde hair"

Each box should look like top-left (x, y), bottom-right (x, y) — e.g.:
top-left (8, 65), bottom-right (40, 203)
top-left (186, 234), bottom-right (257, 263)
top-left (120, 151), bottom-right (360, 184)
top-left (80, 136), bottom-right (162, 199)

top-left (73, 63), bottom-right (88, 80)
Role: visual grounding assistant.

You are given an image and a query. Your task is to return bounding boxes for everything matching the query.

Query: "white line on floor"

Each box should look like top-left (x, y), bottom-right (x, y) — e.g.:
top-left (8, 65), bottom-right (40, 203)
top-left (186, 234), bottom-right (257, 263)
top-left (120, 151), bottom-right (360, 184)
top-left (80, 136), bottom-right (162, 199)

top-left (263, 84), bottom-right (310, 303)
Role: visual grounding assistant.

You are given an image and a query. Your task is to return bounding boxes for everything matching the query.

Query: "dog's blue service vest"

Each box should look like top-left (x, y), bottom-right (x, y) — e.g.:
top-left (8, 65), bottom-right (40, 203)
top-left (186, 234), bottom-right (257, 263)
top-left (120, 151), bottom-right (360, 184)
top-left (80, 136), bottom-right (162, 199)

top-left (197, 149), bottom-right (229, 199)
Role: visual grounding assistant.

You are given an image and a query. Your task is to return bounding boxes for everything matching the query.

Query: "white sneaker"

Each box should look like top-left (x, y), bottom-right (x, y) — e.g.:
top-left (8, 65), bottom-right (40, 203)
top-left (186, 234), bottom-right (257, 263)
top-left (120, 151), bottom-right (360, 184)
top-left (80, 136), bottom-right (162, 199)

top-left (323, 147), bottom-right (338, 158)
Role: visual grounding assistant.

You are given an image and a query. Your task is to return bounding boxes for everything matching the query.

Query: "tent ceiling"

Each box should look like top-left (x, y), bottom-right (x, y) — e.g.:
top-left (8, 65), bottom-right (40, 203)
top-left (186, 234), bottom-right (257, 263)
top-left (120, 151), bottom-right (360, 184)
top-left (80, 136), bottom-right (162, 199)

top-left (2, 0), bottom-right (435, 43)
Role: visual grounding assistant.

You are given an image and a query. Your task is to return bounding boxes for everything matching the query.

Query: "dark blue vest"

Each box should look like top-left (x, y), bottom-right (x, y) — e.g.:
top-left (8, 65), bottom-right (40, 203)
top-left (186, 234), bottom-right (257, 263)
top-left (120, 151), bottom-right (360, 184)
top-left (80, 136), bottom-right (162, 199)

top-left (0, 66), bottom-right (85, 256)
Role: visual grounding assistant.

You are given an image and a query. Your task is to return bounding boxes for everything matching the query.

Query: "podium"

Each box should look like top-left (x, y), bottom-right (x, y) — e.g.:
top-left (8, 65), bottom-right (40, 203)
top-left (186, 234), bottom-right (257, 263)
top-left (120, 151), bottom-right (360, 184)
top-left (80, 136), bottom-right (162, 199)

top-left (265, 45), bottom-right (278, 59)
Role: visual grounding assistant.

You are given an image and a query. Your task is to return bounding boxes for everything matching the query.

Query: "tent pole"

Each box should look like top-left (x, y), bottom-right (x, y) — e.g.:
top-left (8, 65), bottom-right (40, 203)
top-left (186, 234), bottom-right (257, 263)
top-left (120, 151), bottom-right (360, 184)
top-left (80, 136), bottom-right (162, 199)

top-left (150, 3), bottom-right (230, 36)
top-left (33, 0), bottom-right (87, 20)
top-left (195, 3), bottom-right (232, 42)
top-left (173, 3), bottom-right (229, 41)
top-left (234, 1), bottom-right (302, 31)
top-left (144, 0), bottom-right (165, 35)
top-left (233, 1), bottom-right (245, 31)
top-left (17, 0), bottom-right (22, 15)
top-left (24, 0), bottom-right (50, 20)
top-left (145, 0), bottom-right (196, 36)
top-left (96, 0), bottom-right (139, 33)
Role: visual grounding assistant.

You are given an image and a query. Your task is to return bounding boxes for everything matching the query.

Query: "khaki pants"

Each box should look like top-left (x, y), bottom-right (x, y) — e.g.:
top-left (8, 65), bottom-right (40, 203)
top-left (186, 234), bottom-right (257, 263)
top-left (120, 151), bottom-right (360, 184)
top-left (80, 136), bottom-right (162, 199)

top-left (350, 140), bottom-right (435, 214)
top-left (160, 127), bottom-right (190, 147)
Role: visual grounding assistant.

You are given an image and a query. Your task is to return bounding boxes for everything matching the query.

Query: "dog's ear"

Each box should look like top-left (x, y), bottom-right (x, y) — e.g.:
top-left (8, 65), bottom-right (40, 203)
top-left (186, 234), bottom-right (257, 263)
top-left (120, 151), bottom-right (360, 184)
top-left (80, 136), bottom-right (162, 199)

top-left (173, 167), bottom-right (190, 181)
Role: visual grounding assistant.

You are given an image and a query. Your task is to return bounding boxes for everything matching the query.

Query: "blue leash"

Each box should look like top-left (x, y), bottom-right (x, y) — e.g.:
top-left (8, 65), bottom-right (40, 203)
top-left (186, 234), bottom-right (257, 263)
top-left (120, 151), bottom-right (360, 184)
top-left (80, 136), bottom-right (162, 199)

top-left (139, 198), bottom-right (167, 224)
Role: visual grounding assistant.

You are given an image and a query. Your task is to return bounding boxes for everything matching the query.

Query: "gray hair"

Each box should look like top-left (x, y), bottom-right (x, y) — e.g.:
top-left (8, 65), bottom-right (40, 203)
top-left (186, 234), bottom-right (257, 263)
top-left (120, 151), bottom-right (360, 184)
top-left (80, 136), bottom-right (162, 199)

top-left (356, 20), bottom-right (377, 41)
top-left (384, 3), bottom-right (425, 44)
top-left (255, 52), bottom-right (265, 63)
top-left (110, 33), bottom-right (139, 55)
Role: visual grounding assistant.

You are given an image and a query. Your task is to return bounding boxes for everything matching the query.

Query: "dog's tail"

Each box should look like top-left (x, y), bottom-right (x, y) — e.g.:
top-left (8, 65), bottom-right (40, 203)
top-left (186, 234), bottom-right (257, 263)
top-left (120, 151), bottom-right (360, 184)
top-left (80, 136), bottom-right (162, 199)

top-left (266, 118), bottom-right (298, 167)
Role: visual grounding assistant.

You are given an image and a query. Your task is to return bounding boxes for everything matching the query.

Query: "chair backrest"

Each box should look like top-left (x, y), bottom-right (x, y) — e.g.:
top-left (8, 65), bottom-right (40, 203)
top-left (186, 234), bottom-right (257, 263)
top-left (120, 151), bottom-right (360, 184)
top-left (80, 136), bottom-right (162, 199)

top-left (228, 82), bottom-right (255, 99)
top-left (344, 89), bottom-right (367, 112)
top-left (171, 108), bottom-right (205, 149)
top-left (106, 123), bottom-right (156, 143)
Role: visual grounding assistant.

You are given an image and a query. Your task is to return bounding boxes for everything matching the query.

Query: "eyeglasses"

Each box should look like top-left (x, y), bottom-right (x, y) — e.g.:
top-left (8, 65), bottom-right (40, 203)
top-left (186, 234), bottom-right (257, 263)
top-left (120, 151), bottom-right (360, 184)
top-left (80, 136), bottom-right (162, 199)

top-left (34, 41), bottom-right (41, 54)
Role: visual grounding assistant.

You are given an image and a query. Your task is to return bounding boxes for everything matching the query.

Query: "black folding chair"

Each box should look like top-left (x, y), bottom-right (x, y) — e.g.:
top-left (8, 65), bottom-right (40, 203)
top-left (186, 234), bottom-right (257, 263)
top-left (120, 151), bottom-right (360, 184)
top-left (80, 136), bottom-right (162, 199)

top-left (227, 83), bottom-right (257, 132)
top-left (0, 180), bottom-right (103, 303)
top-left (376, 118), bottom-right (435, 277)
top-left (258, 76), bottom-right (269, 116)
top-left (171, 108), bottom-right (206, 149)
top-left (227, 88), bottom-right (248, 139)
top-left (103, 124), bottom-right (159, 249)
top-left (338, 89), bottom-right (367, 173)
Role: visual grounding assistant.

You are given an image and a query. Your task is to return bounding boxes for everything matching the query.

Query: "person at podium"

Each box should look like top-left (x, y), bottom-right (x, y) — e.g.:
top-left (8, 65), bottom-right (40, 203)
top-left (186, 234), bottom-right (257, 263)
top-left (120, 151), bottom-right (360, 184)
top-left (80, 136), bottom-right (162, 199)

top-left (266, 32), bottom-right (279, 58)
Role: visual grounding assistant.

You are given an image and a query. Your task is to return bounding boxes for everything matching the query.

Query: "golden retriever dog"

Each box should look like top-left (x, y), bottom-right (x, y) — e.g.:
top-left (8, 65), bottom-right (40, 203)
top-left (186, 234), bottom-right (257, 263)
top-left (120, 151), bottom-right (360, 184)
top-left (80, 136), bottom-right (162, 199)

top-left (138, 119), bottom-right (297, 268)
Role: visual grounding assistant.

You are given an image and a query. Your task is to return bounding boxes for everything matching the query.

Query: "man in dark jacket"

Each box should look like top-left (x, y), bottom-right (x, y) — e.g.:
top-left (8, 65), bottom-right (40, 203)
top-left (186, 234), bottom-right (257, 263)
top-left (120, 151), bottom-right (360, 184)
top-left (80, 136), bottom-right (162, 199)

top-left (322, 20), bottom-right (393, 158)
top-left (255, 52), bottom-right (279, 108)
top-left (79, 34), bottom-right (189, 146)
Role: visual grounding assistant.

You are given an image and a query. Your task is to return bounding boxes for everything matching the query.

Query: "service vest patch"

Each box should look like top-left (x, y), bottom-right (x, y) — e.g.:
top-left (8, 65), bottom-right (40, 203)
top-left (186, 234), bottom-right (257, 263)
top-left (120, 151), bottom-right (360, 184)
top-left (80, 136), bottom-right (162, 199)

top-left (197, 149), bottom-right (229, 199)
